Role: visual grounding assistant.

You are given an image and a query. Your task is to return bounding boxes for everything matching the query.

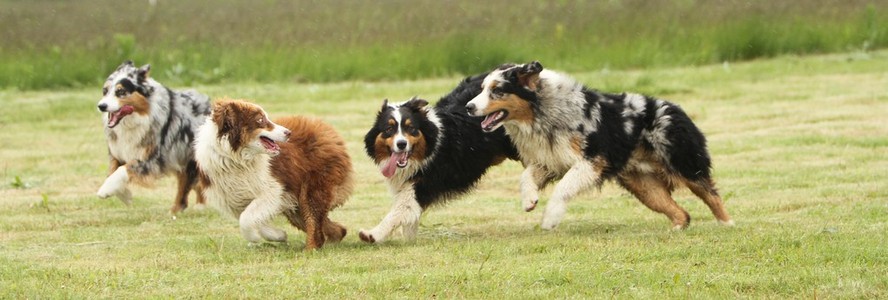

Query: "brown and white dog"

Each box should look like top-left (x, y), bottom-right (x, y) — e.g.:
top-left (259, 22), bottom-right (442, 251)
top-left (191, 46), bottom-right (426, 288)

top-left (194, 99), bottom-right (352, 250)
top-left (96, 60), bottom-right (211, 215)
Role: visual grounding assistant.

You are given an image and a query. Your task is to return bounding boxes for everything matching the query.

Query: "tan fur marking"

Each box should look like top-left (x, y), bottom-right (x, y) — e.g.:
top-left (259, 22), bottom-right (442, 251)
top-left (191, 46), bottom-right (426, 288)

top-left (406, 131), bottom-right (426, 161)
top-left (117, 84), bottom-right (150, 115)
top-left (570, 136), bottom-right (584, 155)
top-left (486, 94), bottom-right (534, 124)
top-left (619, 171), bottom-right (690, 229)
top-left (374, 134), bottom-right (393, 163)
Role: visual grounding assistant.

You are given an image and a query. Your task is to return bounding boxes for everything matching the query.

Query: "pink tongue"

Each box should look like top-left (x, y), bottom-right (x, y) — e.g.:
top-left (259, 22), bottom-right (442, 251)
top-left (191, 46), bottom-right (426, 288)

top-left (481, 112), bottom-right (500, 128)
top-left (381, 152), bottom-right (400, 178)
top-left (108, 105), bottom-right (135, 128)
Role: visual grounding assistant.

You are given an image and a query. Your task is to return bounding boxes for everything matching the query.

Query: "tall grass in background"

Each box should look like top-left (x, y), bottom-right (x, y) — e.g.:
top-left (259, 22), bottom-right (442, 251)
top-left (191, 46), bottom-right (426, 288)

top-left (0, 0), bottom-right (885, 90)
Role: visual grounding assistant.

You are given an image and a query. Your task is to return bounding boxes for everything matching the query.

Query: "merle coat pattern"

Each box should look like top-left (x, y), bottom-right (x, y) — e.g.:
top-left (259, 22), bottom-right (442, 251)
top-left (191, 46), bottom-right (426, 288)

top-left (466, 62), bottom-right (734, 230)
top-left (96, 60), bottom-right (211, 215)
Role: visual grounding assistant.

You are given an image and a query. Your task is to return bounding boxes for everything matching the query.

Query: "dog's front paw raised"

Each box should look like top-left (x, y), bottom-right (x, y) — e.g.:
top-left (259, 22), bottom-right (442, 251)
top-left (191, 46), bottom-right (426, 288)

top-left (98, 166), bottom-right (129, 201)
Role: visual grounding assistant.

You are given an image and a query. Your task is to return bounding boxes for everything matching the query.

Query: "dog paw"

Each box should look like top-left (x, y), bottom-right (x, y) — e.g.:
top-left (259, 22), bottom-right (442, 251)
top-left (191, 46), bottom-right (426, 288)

top-left (540, 218), bottom-right (560, 230)
top-left (523, 198), bottom-right (538, 212)
top-left (259, 227), bottom-right (288, 243)
top-left (719, 219), bottom-right (735, 226)
top-left (240, 226), bottom-right (264, 243)
top-left (358, 230), bottom-right (376, 243)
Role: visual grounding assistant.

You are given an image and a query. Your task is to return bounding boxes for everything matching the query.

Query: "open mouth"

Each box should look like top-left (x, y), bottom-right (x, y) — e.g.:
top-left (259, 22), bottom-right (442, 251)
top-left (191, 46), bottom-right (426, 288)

top-left (380, 151), bottom-right (410, 178)
top-left (481, 110), bottom-right (508, 132)
top-left (107, 105), bottom-right (135, 128)
top-left (259, 136), bottom-right (281, 154)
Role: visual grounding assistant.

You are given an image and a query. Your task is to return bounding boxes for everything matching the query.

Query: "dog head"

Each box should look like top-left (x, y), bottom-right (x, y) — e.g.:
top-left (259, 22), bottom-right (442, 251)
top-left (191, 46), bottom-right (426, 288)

top-left (364, 97), bottom-right (439, 178)
top-left (465, 61), bottom-right (543, 132)
top-left (209, 99), bottom-right (291, 156)
top-left (97, 60), bottom-right (155, 128)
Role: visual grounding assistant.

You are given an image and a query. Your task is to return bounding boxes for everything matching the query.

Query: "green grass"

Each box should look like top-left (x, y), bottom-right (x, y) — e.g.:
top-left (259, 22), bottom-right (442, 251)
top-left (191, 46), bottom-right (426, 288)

top-left (2, 0), bottom-right (887, 89)
top-left (1, 51), bottom-right (887, 298)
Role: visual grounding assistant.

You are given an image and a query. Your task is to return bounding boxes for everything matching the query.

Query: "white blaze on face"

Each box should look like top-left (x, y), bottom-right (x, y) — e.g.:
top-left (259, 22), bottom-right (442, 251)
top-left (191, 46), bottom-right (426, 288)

top-left (97, 73), bottom-right (129, 113)
top-left (260, 112), bottom-right (289, 143)
top-left (467, 69), bottom-right (508, 117)
top-left (390, 108), bottom-right (411, 153)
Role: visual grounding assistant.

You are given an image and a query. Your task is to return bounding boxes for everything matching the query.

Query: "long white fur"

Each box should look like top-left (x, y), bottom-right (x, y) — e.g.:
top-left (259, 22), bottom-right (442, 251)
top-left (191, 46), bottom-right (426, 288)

top-left (194, 112), bottom-right (292, 243)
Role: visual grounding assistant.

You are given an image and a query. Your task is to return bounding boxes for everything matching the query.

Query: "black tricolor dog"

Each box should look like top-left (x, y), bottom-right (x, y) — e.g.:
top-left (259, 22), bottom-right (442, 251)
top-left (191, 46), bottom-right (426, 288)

top-left (360, 74), bottom-right (519, 243)
top-left (467, 62), bottom-right (734, 230)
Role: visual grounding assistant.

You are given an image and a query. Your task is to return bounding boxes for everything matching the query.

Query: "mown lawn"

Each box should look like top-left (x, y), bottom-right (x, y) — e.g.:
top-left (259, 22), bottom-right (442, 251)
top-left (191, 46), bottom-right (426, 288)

top-left (1, 51), bottom-right (886, 298)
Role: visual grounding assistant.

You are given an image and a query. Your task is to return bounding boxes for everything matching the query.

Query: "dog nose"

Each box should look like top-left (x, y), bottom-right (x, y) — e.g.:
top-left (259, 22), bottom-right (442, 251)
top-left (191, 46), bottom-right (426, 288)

top-left (466, 103), bottom-right (476, 115)
top-left (97, 103), bottom-right (108, 112)
top-left (396, 140), bottom-right (407, 150)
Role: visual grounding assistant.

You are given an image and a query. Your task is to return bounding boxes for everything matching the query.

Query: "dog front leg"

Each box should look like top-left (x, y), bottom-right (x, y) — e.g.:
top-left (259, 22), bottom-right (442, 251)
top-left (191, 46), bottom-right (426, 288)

top-left (239, 192), bottom-right (286, 244)
top-left (521, 164), bottom-right (552, 212)
top-left (97, 165), bottom-right (132, 205)
top-left (359, 185), bottom-right (422, 243)
top-left (541, 161), bottom-right (599, 230)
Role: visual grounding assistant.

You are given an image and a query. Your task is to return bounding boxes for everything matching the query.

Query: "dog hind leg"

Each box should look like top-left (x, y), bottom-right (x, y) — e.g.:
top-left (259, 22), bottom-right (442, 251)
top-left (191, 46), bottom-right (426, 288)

top-left (619, 172), bottom-right (690, 230)
top-left (684, 178), bottom-right (734, 226)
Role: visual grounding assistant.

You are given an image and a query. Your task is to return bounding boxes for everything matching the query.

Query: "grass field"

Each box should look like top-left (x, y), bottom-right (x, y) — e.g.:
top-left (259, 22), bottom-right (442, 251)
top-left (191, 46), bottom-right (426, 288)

top-left (2, 0), bottom-right (887, 89)
top-left (1, 51), bottom-right (887, 298)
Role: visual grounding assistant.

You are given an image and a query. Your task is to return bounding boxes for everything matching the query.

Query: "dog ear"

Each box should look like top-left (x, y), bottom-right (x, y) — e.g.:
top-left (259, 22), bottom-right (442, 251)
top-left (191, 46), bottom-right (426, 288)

top-left (517, 61), bottom-right (543, 91)
top-left (404, 97), bottom-right (429, 112)
top-left (380, 99), bottom-right (389, 111)
top-left (116, 60), bottom-right (134, 71)
top-left (137, 64), bottom-right (151, 82)
top-left (212, 101), bottom-right (243, 151)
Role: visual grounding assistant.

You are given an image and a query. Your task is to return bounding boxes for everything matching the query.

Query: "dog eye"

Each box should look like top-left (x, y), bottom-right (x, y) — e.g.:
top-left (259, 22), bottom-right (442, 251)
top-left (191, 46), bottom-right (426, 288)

top-left (491, 87), bottom-right (504, 97)
top-left (115, 88), bottom-right (126, 97)
top-left (102, 87), bottom-right (108, 95)
top-left (257, 118), bottom-right (264, 125)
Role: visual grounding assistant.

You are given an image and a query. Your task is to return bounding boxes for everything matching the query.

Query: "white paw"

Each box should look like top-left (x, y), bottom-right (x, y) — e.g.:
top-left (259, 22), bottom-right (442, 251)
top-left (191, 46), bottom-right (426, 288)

top-left (720, 219), bottom-right (735, 226)
top-left (240, 225), bottom-right (264, 243)
top-left (540, 201), bottom-right (567, 230)
top-left (259, 226), bottom-right (288, 242)
top-left (98, 166), bottom-right (129, 200)
top-left (522, 197), bottom-right (538, 212)
top-left (359, 229), bottom-right (382, 244)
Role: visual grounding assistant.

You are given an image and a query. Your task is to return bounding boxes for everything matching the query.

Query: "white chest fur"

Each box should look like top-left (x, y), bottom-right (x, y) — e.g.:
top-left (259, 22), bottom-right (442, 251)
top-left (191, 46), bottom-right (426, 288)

top-left (105, 114), bottom-right (152, 163)
top-left (505, 123), bottom-right (583, 176)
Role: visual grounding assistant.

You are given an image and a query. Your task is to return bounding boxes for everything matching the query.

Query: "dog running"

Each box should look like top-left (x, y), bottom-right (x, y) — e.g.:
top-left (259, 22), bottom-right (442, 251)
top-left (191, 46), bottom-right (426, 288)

top-left (359, 74), bottom-right (519, 243)
top-left (96, 60), bottom-right (211, 215)
top-left (466, 62), bottom-right (734, 230)
top-left (194, 99), bottom-right (352, 250)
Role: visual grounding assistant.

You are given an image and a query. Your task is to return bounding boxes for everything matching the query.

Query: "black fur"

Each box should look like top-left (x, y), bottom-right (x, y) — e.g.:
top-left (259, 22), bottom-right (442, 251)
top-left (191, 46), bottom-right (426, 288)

top-left (364, 74), bottom-right (519, 209)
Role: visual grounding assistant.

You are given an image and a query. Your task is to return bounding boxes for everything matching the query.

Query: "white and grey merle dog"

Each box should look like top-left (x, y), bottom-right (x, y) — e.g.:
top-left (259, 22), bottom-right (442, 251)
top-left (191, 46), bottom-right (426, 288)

top-left (359, 74), bottom-right (519, 243)
top-left (95, 60), bottom-right (211, 215)
top-left (466, 62), bottom-right (734, 230)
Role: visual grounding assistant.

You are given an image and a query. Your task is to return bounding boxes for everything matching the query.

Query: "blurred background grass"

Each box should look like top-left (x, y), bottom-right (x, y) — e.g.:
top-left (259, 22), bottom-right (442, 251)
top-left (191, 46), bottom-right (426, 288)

top-left (1, 0), bottom-right (886, 90)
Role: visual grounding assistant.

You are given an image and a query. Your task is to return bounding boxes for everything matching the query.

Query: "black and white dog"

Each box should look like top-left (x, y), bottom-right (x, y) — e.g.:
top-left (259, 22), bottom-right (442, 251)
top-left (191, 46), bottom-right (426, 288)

top-left (359, 74), bottom-right (519, 243)
top-left (96, 60), bottom-right (211, 215)
top-left (466, 62), bottom-right (734, 230)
